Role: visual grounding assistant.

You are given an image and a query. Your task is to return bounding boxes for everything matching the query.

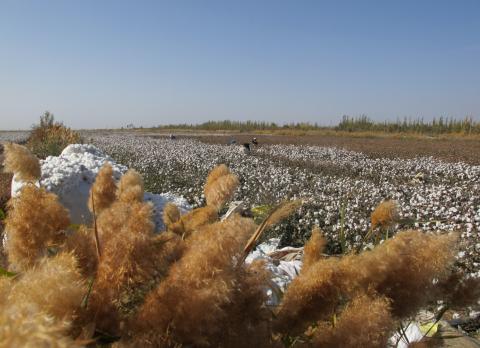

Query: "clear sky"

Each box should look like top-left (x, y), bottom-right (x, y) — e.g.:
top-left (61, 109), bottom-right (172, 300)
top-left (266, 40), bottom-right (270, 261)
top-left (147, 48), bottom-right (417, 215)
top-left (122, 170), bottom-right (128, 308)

top-left (0, 0), bottom-right (479, 129)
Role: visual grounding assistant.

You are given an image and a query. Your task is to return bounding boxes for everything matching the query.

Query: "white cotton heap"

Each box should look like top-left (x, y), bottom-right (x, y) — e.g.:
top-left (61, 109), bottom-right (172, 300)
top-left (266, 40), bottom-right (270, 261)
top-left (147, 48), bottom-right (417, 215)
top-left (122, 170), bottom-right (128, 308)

top-left (11, 144), bottom-right (191, 231)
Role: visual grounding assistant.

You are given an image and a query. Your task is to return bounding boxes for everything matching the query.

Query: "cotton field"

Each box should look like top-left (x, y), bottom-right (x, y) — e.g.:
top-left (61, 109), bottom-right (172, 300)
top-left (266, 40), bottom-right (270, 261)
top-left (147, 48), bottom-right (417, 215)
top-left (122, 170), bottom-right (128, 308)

top-left (86, 132), bottom-right (480, 277)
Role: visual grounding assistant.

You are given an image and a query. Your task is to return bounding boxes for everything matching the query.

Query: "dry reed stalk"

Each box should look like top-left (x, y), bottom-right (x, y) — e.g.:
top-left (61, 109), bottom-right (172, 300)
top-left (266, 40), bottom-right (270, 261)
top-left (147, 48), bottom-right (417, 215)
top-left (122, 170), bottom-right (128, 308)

top-left (243, 200), bottom-right (301, 261)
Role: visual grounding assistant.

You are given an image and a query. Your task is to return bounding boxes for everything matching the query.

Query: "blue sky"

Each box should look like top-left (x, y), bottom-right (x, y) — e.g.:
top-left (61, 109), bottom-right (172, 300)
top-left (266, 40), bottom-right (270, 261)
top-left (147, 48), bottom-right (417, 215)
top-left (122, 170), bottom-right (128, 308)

top-left (0, 0), bottom-right (479, 129)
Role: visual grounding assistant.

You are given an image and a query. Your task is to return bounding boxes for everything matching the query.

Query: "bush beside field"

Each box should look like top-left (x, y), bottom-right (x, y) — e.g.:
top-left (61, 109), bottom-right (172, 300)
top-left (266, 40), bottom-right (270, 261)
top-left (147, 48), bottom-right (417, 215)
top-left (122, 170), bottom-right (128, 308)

top-left (26, 111), bottom-right (82, 158)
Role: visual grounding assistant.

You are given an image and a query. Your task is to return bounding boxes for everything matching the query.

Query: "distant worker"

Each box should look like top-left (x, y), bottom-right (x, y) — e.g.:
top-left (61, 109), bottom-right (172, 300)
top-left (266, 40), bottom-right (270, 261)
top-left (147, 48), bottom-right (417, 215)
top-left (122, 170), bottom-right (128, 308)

top-left (252, 137), bottom-right (258, 145)
top-left (242, 142), bottom-right (251, 154)
top-left (169, 134), bottom-right (176, 140)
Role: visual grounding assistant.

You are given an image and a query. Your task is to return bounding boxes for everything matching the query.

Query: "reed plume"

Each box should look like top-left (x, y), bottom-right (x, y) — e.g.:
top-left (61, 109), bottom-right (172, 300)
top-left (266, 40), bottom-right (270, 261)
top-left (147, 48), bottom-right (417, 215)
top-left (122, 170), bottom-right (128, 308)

top-left (117, 169), bottom-right (144, 203)
top-left (275, 230), bottom-right (456, 335)
top-left (0, 305), bottom-right (81, 348)
top-left (168, 205), bottom-right (218, 237)
top-left (302, 227), bottom-right (326, 272)
top-left (371, 199), bottom-right (399, 229)
top-left (204, 164), bottom-right (239, 211)
top-left (163, 202), bottom-right (181, 228)
top-left (308, 293), bottom-right (394, 348)
top-left (3, 143), bottom-right (41, 181)
top-left (64, 225), bottom-right (98, 277)
top-left (89, 199), bottom-right (156, 333)
top-left (88, 163), bottom-right (117, 214)
top-left (0, 253), bottom-right (84, 348)
top-left (5, 185), bottom-right (70, 271)
top-left (244, 199), bottom-right (302, 259)
top-left (131, 215), bottom-right (260, 346)
top-left (8, 252), bottom-right (85, 321)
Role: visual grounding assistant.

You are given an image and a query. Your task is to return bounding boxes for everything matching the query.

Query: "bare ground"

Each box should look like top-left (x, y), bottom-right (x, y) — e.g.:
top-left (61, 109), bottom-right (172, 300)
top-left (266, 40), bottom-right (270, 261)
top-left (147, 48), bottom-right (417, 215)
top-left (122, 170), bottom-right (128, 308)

top-left (187, 133), bottom-right (480, 165)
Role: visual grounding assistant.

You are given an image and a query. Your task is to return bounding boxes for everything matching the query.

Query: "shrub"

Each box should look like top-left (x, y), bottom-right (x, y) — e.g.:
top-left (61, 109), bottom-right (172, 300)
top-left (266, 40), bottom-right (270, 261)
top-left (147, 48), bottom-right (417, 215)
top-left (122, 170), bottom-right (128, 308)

top-left (27, 111), bottom-right (81, 158)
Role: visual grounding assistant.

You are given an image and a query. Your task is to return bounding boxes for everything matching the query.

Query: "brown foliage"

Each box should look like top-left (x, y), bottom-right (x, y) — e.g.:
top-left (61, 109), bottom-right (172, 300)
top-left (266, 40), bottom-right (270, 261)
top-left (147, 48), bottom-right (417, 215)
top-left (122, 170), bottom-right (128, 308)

top-left (5, 185), bottom-right (70, 271)
top-left (3, 143), bottom-right (41, 181)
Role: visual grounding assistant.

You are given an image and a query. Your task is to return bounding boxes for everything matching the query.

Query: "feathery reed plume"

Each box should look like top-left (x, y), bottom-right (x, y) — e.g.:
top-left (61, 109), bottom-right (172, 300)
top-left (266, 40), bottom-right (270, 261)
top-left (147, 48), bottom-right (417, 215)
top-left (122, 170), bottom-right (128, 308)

top-left (309, 293), bottom-right (394, 348)
top-left (204, 164), bottom-right (239, 211)
top-left (205, 164), bottom-right (230, 187)
top-left (3, 143), bottom-right (41, 181)
top-left (275, 230), bottom-right (456, 335)
top-left (8, 252), bottom-right (85, 321)
top-left (89, 199), bottom-right (169, 333)
top-left (88, 163), bottom-right (117, 214)
top-left (168, 205), bottom-right (218, 237)
top-left (302, 227), bottom-right (326, 272)
top-left (0, 253), bottom-right (84, 348)
top-left (163, 202), bottom-right (180, 228)
top-left (64, 225), bottom-right (98, 277)
top-left (131, 215), bottom-right (258, 346)
top-left (215, 259), bottom-right (273, 348)
top-left (0, 305), bottom-right (81, 348)
top-left (117, 169), bottom-right (144, 203)
top-left (0, 278), bottom-right (11, 308)
top-left (243, 199), bottom-right (302, 260)
top-left (5, 185), bottom-right (70, 271)
top-left (371, 199), bottom-right (399, 229)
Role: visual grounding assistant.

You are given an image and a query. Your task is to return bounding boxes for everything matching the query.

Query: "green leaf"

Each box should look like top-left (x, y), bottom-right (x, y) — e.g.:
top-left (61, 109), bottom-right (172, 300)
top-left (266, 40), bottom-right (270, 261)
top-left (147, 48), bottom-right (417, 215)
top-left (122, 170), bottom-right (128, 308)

top-left (0, 267), bottom-right (16, 278)
top-left (68, 223), bottom-right (81, 231)
top-left (81, 277), bottom-right (95, 308)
